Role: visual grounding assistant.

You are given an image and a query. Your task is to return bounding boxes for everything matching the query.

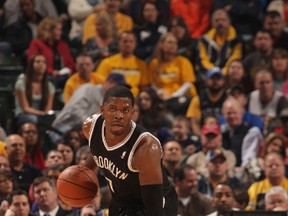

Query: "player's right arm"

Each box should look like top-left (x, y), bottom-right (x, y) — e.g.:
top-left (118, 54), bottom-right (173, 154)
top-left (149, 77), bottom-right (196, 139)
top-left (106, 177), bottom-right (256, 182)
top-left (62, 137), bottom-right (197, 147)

top-left (82, 115), bottom-right (98, 170)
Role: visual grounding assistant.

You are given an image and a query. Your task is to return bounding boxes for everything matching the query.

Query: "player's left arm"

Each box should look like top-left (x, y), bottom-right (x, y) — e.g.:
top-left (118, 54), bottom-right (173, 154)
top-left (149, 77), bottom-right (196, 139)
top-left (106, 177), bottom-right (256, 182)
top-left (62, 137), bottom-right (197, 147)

top-left (133, 136), bottom-right (164, 216)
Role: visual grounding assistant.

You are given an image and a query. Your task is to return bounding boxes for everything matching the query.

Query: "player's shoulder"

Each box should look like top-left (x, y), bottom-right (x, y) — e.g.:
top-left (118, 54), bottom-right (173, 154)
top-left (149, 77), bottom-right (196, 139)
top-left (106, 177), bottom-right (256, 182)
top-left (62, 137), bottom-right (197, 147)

top-left (82, 114), bottom-right (101, 139)
top-left (137, 133), bottom-right (162, 155)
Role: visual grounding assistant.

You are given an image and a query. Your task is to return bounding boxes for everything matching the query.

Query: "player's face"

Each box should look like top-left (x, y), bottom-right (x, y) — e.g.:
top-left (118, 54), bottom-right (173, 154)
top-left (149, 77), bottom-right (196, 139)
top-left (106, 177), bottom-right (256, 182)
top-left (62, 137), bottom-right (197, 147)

top-left (10, 195), bottom-right (30, 216)
top-left (101, 97), bottom-right (134, 136)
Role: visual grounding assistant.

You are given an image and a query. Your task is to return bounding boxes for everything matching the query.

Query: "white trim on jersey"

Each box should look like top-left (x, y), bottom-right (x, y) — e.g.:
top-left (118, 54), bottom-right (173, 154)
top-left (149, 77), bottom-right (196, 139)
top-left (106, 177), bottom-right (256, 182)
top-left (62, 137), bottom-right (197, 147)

top-left (127, 132), bottom-right (162, 172)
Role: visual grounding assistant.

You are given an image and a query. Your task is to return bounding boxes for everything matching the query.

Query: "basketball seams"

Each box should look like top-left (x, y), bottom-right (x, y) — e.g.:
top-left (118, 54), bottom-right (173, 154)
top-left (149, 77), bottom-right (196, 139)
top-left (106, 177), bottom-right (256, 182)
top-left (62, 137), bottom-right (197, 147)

top-left (76, 167), bottom-right (98, 186)
top-left (57, 178), bottom-right (97, 193)
top-left (57, 165), bottom-right (99, 207)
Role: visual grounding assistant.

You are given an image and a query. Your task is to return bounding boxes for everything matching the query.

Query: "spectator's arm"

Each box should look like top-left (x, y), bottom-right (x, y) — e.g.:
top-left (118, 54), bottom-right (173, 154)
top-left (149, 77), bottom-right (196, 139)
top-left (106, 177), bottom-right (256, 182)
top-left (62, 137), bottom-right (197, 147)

top-left (186, 96), bottom-right (201, 136)
top-left (222, 42), bottom-right (242, 74)
top-left (198, 39), bottom-right (216, 72)
top-left (241, 127), bottom-right (263, 166)
top-left (68, 0), bottom-right (93, 21)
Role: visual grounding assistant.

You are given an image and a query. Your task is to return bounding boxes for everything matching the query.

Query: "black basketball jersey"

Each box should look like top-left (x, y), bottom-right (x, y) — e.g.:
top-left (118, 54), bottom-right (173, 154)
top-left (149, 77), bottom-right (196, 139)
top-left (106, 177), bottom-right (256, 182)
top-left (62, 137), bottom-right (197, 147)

top-left (88, 114), bottom-right (173, 208)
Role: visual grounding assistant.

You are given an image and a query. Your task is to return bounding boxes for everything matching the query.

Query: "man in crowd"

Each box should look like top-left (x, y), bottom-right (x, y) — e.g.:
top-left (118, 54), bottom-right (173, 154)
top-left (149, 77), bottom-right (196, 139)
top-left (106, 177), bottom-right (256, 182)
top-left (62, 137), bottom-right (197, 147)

top-left (222, 97), bottom-right (263, 167)
top-left (263, 10), bottom-right (288, 51)
top-left (32, 176), bottom-right (72, 216)
top-left (63, 53), bottom-right (104, 103)
top-left (162, 139), bottom-right (183, 184)
top-left (207, 183), bottom-right (238, 216)
top-left (4, 189), bottom-right (32, 216)
top-left (265, 186), bottom-right (288, 211)
top-left (248, 69), bottom-right (288, 134)
top-left (186, 123), bottom-right (236, 178)
top-left (198, 9), bottom-right (242, 75)
top-left (5, 134), bottom-right (42, 192)
top-left (95, 31), bottom-right (148, 96)
top-left (243, 29), bottom-right (274, 80)
top-left (174, 164), bottom-right (213, 216)
top-left (198, 148), bottom-right (242, 199)
top-left (186, 67), bottom-right (226, 135)
top-left (247, 152), bottom-right (288, 210)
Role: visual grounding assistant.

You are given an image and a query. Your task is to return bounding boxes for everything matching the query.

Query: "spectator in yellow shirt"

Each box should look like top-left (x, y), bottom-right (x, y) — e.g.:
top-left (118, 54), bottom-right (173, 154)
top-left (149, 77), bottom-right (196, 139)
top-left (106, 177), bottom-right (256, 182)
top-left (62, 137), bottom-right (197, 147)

top-left (247, 152), bottom-right (288, 210)
top-left (95, 31), bottom-right (149, 96)
top-left (82, 0), bottom-right (133, 44)
top-left (63, 53), bottom-right (104, 103)
top-left (149, 33), bottom-right (196, 101)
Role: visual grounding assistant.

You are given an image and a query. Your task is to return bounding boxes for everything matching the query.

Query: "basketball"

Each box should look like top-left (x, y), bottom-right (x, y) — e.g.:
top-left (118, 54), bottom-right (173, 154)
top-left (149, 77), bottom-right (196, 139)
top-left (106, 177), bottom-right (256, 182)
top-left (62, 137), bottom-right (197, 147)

top-left (57, 165), bottom-right (98, 207)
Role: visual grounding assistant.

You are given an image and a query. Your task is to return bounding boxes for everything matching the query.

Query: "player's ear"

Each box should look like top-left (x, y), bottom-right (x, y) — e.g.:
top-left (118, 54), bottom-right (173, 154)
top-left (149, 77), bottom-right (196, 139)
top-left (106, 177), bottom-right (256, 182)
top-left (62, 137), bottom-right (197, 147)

top-left (100, 105), bottom-right (104, 114)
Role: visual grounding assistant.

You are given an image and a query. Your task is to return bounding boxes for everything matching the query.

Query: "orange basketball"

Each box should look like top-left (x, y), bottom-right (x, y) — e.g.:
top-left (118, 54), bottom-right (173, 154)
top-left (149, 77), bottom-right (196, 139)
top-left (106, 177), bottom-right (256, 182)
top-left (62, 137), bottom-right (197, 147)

top-left (57, 165), bottom-right (98, 207)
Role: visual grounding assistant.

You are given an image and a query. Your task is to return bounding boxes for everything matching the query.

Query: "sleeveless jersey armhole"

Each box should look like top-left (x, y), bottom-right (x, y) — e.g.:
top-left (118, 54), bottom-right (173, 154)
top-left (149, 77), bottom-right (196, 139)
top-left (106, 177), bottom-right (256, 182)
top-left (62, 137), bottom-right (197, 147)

top-left (128, 132), bottom-right (163, 172)
top-left (88, 114), bottom-right (101, 147)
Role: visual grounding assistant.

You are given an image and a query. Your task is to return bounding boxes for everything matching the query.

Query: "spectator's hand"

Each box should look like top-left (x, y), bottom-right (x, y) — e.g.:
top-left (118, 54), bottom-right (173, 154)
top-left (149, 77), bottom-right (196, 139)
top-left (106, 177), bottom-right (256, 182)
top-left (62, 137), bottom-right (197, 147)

top-left (273, 206), bottom-right (287, 211)
top-left (59, 14), bottom-right (69, 23)
top-left (93, 3), bottom-right (106, 13)
top-left (53, 70), bottom-right (60, 77)
top-left (0, 200), bottom-right (9, 216)
top-left (157, 89), bottom-right (171, 100)
top-left (4, 209), bottom-right (15, 216)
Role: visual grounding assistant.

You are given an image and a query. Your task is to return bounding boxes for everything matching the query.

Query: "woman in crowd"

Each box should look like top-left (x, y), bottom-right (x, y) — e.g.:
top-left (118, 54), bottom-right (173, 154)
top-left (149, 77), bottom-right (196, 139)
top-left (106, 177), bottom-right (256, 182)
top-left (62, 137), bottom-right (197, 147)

top-left (226, 59), bottom-right (253, 93)
top-left (18, 121), bottom-right (45, 171)
top-left (168, 16), bottom-right (197, 65)
top-left (57, 141), bottom-right (75, 166)
top-left (260, 132), bottom-right (286, 161)
top-left (270, 49), bottom-right (288, 91)
top-left (148, 33), bottom-right (197, 114)
top-left (62, 128), bottom-right (85, 152)
top-left (14, 54), bottom-right (55, 126)
top-left (134, 2), bottom-right (167, 61)
top-left (84, 11), bottom-right (118, 66)
top-left (27, 17), bottom-right (74, 89)
top-left (137, 87), bottom-right (173, 142)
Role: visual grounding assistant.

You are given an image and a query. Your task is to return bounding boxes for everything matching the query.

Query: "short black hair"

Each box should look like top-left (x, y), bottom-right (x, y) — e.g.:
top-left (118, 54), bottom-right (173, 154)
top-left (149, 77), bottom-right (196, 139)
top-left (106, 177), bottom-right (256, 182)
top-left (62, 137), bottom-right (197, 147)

top-left (174, 164), bottom-right (195, 181)
top-left (103, 86), bottom-right (134, 106)
top-left (7, 189), bottom-right (29, 205)
top-left (265, 10), bottom-right (281, 19)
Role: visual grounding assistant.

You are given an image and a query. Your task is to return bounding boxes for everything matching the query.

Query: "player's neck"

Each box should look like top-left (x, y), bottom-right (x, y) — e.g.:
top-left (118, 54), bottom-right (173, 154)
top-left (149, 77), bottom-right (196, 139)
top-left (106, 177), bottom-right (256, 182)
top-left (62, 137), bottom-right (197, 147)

top-left (104, 122), bottom-right (132, 147)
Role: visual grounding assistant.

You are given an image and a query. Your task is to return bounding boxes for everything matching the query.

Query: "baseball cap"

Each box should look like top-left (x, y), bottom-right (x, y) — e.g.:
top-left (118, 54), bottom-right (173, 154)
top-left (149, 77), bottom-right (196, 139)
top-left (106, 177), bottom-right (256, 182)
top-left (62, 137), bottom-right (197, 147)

top-left (207, 148), bottom-right (227, 161)
top-left (106, 73), bottom-right (131, 89)
top-left (206, 67), bottom-right (223, 79)
top-left (201, 124), bottom-right (221, 136)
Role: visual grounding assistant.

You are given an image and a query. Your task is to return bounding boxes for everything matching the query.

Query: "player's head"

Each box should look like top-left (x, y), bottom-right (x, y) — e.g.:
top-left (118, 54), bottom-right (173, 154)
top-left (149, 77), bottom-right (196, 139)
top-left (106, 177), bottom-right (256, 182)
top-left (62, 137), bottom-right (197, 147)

top-left (102, 86), bottom-right (134, 106)
top-left (101, 86), bottom-right (135, 136)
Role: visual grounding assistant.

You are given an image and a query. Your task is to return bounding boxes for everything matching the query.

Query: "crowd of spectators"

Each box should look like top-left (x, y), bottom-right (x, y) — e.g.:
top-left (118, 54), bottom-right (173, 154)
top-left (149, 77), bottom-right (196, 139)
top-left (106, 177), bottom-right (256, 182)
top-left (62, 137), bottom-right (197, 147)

top-left (0, 0), bottom-right (288, 215)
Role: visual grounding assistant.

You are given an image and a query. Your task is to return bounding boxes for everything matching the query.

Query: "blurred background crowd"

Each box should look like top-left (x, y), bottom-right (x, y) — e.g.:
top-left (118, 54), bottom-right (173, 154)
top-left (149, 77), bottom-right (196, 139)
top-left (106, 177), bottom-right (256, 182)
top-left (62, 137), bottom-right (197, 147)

top-left (0, 0), bottom-right (288, 215)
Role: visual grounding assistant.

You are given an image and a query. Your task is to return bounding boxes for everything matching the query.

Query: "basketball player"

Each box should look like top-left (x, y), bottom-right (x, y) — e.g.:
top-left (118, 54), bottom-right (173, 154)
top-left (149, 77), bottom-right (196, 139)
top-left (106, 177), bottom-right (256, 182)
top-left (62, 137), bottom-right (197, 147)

top-left (82, 86), bottom-right (178, 216)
